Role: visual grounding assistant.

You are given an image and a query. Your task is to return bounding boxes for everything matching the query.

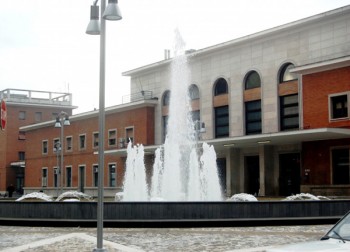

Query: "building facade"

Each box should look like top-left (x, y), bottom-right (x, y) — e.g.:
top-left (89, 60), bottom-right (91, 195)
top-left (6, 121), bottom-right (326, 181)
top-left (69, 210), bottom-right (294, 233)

top-left (122, 6), bottom-right (350, 197)
top-left (17, 5), bottom-right (350, 198)
top-left (21, 100), bottom-right (157, 196)
top-left (0, 89), bottom-right (75, 195)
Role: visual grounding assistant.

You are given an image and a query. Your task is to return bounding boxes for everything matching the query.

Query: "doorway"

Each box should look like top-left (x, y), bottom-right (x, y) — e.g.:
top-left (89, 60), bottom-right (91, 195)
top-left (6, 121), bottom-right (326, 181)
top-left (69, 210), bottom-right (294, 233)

top-left (279, 153), bottom-right (301, 196)
top-left (245, 156), bottom-right (260, 196)
top-left (79, 166), bottom-right (85, 193)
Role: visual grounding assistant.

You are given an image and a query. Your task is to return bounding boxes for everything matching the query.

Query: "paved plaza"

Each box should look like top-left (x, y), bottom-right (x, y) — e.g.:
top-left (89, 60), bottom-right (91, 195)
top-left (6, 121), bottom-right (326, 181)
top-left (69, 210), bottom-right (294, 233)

top-left (0, 224), bottom-right (332, 251)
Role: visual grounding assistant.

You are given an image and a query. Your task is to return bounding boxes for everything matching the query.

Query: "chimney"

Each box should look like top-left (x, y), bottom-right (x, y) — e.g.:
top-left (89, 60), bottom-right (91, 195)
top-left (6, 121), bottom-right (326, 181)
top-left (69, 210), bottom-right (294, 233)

top-left (164, 49), bottom-right (170, 60)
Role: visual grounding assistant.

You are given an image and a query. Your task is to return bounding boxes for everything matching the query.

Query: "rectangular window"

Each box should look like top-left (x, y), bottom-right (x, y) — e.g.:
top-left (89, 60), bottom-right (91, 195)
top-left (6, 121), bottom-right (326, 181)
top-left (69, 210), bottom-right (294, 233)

top-left (330, 94), bottom-right (348, 120)
top-left (126, 128), bottom-right (134, 144)
top-left (18, 151), bottom-right (25, 161)
top-left (42, 140), bottom-right (48, 154)
top-left (332, 148), bottom-right (350, 185)
top-left (52, 112), bottom-right (58, 120)
top-left (93, 132), bottom-right (99, 148)
top-left (280, 94), bottom-right (299, 131)
top-left (93, 164), bottom-right (98, 187)
top-left (54, 167), bottom-right (59, 187)
top-left (35, 112), bottom-right (42, 122)
top-left (66, 166), bottom-right (72, 187)
top-left (42, 168), bottom-right (48, 187)
top-left (245, 100), bottom-right (262, 135)
top-left (19, 111), bottom-right (26, 120)
top-left (18, 131), bottom-right (26, 140)
top-left (108, 129), bottom-right (117, 146)
top-left (66, 136), bottom-right (72, 151)
top-left (53, 139), bottom-right (60, 153)
top-left (109, 164), bottom-right (116, 187)
top-left (162, 115), bottom-right (168, 143)
top-left (79, 134), bottom-right (86, 150)
top-left (215, 106), bottom-right (229, 138)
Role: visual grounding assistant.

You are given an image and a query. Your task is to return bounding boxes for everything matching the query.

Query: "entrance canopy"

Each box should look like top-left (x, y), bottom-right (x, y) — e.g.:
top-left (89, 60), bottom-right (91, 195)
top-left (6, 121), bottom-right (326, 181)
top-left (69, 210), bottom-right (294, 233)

top-left (104, 128), bottom-right (350, 156)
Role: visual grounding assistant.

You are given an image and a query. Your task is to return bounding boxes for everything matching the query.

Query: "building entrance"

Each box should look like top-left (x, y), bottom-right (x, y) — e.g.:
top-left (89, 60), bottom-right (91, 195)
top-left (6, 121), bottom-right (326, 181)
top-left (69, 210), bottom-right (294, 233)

top-left (279, 153), bottom-right (301, 196)
top-left (216, 158), bottom-right (227, 194)
top-left (79, 166), bottom-right (85, 193)
top-left (245, 156), bottom-right (260, 196)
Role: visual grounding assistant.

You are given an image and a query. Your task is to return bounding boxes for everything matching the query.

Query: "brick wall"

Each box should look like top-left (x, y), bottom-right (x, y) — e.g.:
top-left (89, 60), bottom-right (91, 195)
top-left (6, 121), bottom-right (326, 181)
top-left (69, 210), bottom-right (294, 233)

top-left (303, 66), bottom-right (350, 129)
top-left (24, 106), bottom-right (155, 191)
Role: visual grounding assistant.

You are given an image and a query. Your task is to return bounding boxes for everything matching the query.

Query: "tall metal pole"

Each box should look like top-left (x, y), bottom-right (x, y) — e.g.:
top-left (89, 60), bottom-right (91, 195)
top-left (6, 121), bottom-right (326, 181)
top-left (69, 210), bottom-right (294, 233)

top-left (60, 123), bottom-right (64, 195)
top-left (95, 0), bottom-right (106, 251)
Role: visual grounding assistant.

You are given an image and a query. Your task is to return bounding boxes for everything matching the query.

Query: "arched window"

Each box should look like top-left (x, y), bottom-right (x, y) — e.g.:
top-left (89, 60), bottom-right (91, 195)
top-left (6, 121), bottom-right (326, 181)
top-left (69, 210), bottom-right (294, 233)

top-left (162, 90), bottom-right (170, 106)
top-left (188, 84), bottom-right (199, 100)
top-left (279, 63), bottom-right (297, 83)
top-left (245, 71), bottom-right (261, 90)
top-left (214, 78), bottom-right (228, 96)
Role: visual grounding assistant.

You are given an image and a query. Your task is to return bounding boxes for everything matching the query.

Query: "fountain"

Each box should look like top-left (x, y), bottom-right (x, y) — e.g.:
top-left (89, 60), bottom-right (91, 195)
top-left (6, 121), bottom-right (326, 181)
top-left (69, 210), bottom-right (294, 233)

top-left (122, 29), bottom-right (223, 201)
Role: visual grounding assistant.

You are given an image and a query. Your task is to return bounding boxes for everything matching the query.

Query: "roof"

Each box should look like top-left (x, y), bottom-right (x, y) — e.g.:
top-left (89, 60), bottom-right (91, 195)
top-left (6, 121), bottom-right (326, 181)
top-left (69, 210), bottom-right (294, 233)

top-left (20, 99), bottom-right (158, 131)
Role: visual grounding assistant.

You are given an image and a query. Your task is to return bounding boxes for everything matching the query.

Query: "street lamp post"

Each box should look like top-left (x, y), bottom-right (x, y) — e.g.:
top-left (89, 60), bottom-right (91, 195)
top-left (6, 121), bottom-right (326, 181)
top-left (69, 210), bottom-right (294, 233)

top-left (54, 111), bottom-right (70, 196)
top-left (86, 1), bottom-right (122, 251)
top-left (54, 141), bottom-right (61, 197)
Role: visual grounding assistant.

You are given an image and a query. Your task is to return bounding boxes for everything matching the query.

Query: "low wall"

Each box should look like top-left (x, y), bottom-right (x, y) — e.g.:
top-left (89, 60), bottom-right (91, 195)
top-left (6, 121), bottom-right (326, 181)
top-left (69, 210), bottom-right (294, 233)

top-left (0, 200), bottom-right (349, 227)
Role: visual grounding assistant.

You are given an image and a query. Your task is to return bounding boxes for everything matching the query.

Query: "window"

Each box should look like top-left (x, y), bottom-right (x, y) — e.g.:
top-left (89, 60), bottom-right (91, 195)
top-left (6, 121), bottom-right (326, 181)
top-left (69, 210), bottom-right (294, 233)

top-left (332, 148), bottom-right (350, 185)
top-left (188, 84), bottom-right (200, 100)
top-left (279, 63), bottom-right (297, 83)
top-left (53, 139), bottom-right (60, 153)
top-left (18, 131), bottom-right (26, 140)
top-left (280, 94), bottom-right (299, 131)
top-left (93, 165), bottom-right (98, 187)
top-left (52, 112), bottom-right (58, 120)
top-left (245, 100), bottom-right (262, 135)
top-left (18, 151), bottom-right (25, 161)
top-left (162, 116), bottom-right (168, 143)
top-left (35, 112), bottom-right (42, 122)
top-left (191, 110), bottom-right (200, 123)
top-left (214, 78), bottom-right (228, 96)
top-left (126, 128), bottom-right (134, 144)
top-left (42, 168), bottom-right (48, 187)
top-left (109, 164), bottom-right (116, 187)
top-left (19, 111), bottom-right (26, 120)
top-left (93, 132), bottom-right (99, 148)
top-left (53, 167), bottom-right (59, 187)
top-left (215, 106), bottom-right (229, 138)
top-left (79, 134), bottom-right (86, 150)
top-left (245, 71), bottom-right (261, 90)
top-left (66, 167), bottom-right (72, 187)
top-left (108, 129), bottom-right (117, 146)
top-left (66, 136), bottom-right (72, 151)
top-left (163, 90), bottom-right (171, 106)
top-left (330, 94), bottom-right (348, 119)
top-left (42, 140), bottom-right (48, 154)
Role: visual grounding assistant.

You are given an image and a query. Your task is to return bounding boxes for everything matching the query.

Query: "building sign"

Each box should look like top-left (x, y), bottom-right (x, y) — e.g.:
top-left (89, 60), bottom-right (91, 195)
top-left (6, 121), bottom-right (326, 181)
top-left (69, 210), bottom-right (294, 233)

top-left (1, 99), bottom-right (7, 130)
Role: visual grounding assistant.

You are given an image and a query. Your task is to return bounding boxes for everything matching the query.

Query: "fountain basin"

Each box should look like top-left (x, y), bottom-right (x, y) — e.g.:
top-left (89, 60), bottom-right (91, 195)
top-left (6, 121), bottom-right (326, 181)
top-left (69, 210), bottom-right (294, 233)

top-left (0, 200), bottom-right (349, 227)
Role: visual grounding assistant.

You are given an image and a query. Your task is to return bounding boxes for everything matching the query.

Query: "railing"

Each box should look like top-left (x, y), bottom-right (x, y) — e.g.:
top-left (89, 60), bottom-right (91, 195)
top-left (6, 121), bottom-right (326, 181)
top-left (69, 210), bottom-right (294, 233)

top-left (122, 90), bottom-right (155, 104)
top-left (0, 89), bottom-right (73, 106)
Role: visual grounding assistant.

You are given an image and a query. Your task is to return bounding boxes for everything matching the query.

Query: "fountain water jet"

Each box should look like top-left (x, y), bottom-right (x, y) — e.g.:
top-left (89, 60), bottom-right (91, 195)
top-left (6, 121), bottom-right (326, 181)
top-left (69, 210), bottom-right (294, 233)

top-left (122, 29), bottom-right (223, 201)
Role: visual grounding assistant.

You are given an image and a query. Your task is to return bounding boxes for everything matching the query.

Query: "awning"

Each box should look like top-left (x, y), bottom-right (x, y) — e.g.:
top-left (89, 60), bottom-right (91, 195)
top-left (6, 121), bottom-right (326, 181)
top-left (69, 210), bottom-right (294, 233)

top-left (101, 128), bottom-right (350, 156)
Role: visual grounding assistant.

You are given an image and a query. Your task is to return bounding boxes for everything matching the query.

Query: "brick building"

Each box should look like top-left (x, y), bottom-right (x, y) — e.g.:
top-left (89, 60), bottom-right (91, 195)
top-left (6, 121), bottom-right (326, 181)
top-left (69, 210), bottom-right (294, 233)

top-left (0, 89), bottom-right (75, 195)
top-left (15, 5), bottom-right (350, 197)
top-left (21, 99), bottom-right (156, 197)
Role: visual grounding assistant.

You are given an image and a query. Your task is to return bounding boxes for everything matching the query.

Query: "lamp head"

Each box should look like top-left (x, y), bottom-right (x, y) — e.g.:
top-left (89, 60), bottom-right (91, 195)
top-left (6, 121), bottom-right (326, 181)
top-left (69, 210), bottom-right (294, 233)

top-left (54, 117), bottom-right (61, 128)
top-left (63, 115), bottom-right (70, 126)
top-left (103, 0), bottom-right (122, 21)
top-left (86, 4), bottom-right (100, 35)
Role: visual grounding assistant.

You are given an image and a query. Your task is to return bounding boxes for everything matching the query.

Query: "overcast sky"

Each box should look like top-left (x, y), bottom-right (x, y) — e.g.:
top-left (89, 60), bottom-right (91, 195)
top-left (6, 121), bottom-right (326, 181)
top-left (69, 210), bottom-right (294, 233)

top-left (1, 0), bottom-right (350, 113)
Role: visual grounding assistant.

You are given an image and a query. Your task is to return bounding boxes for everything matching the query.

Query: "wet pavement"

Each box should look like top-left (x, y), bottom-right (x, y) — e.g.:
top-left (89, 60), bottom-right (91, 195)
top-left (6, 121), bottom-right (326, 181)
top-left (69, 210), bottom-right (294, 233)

top-left (0, 224), bottom-right (332, 251)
